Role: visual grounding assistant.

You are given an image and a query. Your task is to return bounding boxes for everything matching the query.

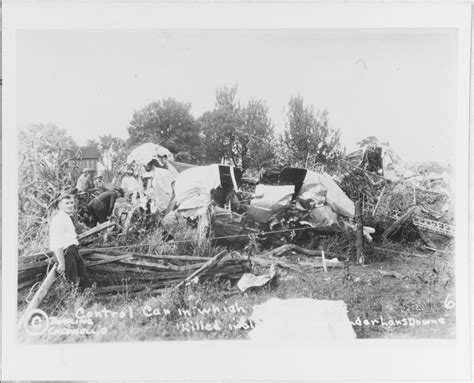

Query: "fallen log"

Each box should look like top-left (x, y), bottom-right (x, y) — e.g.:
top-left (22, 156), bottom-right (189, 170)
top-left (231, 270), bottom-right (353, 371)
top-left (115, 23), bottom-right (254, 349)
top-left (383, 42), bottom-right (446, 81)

top-left (175, 250), bottom-right (228, 289)
top-left (17, 264), bottom-right (57, 331)
top-left (383, 206), bottom-right (420, 240)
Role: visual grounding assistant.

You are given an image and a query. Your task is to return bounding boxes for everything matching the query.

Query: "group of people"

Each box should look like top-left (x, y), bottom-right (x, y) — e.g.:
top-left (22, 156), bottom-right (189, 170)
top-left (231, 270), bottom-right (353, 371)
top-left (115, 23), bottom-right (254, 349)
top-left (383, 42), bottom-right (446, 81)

top-left (74, 167), bottom-right (126, 224)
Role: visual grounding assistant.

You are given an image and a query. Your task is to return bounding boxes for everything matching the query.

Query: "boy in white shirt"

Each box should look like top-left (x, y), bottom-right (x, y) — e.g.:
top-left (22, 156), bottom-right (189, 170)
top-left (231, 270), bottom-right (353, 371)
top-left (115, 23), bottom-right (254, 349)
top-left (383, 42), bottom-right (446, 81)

top-left (49, 193), bottom-right (92, 288)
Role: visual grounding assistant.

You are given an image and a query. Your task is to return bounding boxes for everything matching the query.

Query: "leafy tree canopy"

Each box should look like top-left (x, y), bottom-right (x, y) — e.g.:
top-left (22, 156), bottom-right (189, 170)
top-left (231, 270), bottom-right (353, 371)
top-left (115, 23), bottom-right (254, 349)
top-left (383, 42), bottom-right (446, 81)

top-left (280, 96), bottom-right (344, 168)
top-left (200, 85), bottom-right (276, 169)
top-left (128, 98), bottom-right (202, 162)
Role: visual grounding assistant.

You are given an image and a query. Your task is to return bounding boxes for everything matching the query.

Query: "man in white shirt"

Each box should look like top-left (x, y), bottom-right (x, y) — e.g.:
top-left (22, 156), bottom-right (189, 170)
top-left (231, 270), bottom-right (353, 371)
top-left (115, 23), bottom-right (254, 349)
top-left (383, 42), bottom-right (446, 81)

top-left (49, 193), bottom-right (92, 288)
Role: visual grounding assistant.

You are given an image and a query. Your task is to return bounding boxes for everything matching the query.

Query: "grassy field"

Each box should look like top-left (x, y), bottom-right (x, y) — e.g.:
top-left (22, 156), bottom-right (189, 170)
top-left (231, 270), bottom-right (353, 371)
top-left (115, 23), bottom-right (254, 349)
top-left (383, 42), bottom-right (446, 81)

top-left (17, 239), bottom-right (455, 343)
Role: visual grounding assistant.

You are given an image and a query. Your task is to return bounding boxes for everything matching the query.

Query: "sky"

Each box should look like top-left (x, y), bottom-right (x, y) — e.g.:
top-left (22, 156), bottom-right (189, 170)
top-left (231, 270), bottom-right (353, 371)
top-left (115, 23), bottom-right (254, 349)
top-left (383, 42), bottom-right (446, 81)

top-left (16, 29), bottom-right (458, 164)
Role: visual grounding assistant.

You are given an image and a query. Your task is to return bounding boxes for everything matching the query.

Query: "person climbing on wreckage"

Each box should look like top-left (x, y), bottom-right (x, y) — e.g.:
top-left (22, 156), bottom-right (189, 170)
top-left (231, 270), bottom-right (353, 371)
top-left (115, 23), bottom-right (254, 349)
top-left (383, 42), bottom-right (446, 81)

top-left (358, 143), bottom-right (384, 176)
top-left (49, 193), bottom-right (93, 288)
top-left (87, 187), bottom-right (125, 225)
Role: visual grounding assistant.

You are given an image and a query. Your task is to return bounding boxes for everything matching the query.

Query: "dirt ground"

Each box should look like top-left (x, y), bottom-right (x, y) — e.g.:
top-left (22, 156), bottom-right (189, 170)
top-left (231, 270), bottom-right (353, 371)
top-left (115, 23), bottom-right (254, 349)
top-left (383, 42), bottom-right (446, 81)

top-left (17, 240), bottom-right (455, 343)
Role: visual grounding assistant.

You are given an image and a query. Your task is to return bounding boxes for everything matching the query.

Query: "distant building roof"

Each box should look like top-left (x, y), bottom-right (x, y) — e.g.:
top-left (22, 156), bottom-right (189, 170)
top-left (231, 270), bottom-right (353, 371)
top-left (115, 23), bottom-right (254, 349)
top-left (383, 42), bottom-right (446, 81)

top-left (78, 146), bottom-right (100, 159)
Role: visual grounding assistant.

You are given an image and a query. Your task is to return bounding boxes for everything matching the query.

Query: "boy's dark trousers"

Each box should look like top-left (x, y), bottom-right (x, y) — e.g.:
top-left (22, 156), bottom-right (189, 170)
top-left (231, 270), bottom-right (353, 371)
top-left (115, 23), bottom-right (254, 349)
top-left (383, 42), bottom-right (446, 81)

top-left (64, 245), bottom-right (93, 288)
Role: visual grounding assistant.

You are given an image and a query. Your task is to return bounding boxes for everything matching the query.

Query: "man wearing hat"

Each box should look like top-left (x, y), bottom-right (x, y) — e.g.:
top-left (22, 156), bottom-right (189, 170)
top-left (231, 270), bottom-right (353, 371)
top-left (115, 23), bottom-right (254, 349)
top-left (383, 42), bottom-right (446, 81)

top-left (88, 188), bottom-right (125, 224)
top-left (76, 168), bottom-right (96, 192)
top-left (94, 172), bottom-right (107, 193)
top-left (49, 193), bottom-right (92, 288)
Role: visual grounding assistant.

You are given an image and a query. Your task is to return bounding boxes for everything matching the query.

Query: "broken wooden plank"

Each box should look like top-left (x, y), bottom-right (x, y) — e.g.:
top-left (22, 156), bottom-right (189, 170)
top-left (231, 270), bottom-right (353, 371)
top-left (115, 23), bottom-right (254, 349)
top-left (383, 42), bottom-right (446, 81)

top-left (89, 253), bottom-right (205, 272)
top-left (321, 249), bottom-right (328, 273)
top-left (77, 221), bottom-right (115, 241)
top-left (423, 246), bottom-right (449, 254)
top-left (91, 249), bottom-right (213, 262)
top-left (17, 264), bottom-right (58, 330)
top-left (18, 260), bottom-right (50, 272)
top-left (86, 253), bottom-right (135, 267)
top-left (18, 252), bottom-right (52, 264)
top-left (372, 185), bottom-right (386, 217)
top-left (383, 206), bottom-right (420, 240)
top-left (355, 200), bottom-right (365, 264)
top-left (259, 244), bottom-right (340, 259)
top-left (175, 250), bottom-right (228, 289)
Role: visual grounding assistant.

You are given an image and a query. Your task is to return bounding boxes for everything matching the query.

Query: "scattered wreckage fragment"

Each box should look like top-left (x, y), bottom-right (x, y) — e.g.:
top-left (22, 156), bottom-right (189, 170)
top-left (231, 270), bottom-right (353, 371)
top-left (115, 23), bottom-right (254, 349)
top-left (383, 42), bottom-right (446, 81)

top-left (160, 162), bottom-right (373, 249)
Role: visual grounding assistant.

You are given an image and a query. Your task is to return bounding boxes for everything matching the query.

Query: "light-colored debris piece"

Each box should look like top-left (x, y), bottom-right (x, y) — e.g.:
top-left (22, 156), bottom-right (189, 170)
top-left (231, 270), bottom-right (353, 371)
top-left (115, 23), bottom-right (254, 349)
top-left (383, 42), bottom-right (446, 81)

top-left (248, 298), bottom-right (356, 342)
top-left (237, 265), bottom-right (276, 292)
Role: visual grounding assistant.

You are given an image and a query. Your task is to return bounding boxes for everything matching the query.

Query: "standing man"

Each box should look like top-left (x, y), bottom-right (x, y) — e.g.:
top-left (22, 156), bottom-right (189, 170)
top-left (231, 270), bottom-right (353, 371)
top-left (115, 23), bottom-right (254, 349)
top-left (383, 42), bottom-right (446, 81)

top-left (49, 193), bottom-right (92, 288)
top-left (88, 188), bottom-right (124, 224)
top-left (76, 168), bottom-right (96, 192)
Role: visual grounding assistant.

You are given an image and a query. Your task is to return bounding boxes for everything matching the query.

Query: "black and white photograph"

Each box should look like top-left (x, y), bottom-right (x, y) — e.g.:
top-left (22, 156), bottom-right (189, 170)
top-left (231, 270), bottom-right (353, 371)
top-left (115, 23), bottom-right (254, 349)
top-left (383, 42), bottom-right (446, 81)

top-left (2, 2), bottom-right (472, 381)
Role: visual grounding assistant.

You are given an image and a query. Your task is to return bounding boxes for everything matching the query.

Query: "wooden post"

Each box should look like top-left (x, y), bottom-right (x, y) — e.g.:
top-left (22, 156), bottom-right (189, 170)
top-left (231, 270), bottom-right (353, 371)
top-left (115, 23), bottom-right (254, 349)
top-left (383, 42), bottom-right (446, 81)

top-left (355, 200), bottom-right (365, 264)
top-left (17, 264), bottom-right (58, 331)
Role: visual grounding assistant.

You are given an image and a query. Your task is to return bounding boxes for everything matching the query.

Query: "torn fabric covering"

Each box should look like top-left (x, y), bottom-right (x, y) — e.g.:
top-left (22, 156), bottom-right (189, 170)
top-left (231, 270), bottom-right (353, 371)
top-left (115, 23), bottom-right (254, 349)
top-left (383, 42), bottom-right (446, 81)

top-left (248, 298), bottom-right (356, 342)
top-left (126, 142), bottom-right (174, 166)
top-left (173, 164), bottom-right (222, 218)
top-left (247, 184), bottom-right (295, 223)
top-left (303, 170), bottom-right (355, 218)
top-left (149, 166), bottom-right (179, 212)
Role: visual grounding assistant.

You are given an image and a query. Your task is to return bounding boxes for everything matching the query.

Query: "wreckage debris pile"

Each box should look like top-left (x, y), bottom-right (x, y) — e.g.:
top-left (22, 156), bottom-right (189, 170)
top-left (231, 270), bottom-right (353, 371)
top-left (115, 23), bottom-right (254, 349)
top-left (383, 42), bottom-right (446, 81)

top-left (18, 246), bottom-right (251, 296)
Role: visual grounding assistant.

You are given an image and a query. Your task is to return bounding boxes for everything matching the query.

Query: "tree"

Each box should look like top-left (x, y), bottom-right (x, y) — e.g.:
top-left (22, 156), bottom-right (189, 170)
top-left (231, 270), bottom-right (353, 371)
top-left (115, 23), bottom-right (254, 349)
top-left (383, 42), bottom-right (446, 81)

top-left (241, 99), bottom-right (276, 169)
top-left (280, 96), bottom-right (344, 167)
top-left (128, 98), bottom-right (202, 162)
top-left (200, 85), bottom-right (276, 169)
top-left (200, 85), bottom-right (244, 165)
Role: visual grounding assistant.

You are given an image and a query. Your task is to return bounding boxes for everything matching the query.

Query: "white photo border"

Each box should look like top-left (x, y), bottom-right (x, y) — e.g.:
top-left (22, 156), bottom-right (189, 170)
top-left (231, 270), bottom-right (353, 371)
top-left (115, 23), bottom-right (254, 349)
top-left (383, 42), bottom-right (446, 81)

top-left (2, 2), bottom-right (472, 381)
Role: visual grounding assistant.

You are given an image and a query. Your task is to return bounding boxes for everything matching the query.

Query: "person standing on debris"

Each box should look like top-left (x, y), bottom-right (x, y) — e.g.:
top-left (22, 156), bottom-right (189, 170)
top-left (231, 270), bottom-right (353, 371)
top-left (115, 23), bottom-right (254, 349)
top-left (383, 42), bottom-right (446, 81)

top-left (49, 193), bottom-right (92, 288)
top-left (88, 188), bottom-right (124, 224)
top-left (76, 168), bottom-right (96, 192)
